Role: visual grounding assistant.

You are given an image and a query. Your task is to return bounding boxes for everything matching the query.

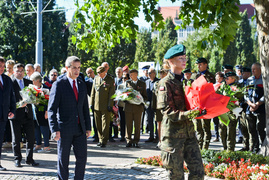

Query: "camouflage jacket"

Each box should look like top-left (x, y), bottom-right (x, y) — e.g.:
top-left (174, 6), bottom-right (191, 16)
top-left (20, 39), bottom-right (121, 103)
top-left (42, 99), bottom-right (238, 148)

top-left (156, 72), bottom-right (195, 139)
top-left (196, 69), bottom-right (216, 84)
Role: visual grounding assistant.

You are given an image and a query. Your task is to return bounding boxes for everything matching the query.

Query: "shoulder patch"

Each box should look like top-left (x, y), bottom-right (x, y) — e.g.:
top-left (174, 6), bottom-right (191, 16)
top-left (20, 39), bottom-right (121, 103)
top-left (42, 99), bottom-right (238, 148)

top-left (159, 86), bottom-right (165, 91)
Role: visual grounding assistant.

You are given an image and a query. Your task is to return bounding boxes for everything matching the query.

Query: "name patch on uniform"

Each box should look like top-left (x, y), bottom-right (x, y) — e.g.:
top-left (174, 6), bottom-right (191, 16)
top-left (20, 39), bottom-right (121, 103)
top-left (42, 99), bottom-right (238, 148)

top-left (159, 86), bottom-right (165, 91)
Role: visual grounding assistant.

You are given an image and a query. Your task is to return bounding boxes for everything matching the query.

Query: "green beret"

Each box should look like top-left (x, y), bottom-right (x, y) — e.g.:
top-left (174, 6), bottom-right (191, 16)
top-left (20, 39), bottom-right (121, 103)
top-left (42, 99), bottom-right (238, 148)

top-left (196, 58), bottom-right (208, 64)
top-left (222, 64), bottom-right (233, 70)
top-left (164, 44), bottom-right (186, 59)
top-left (97, 66), bottom-right (105, 74)
top-left (241, 67), bottom-right (251, 72)
top-left (183, 68), bottom-right (192, 73)
top-left (225, 71), bottom-right (237, 78)
top-left (129, 69), bottom-right (138, 74)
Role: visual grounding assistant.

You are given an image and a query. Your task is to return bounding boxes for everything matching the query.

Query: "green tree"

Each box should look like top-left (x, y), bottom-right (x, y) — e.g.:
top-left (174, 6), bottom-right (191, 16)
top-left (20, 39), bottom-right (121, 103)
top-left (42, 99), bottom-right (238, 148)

top-left (134, 28), bottom-right (155, 66)
top-left (0, 0), bottom-right (68, 72)
top-left (159, 17), bottom-right (177, 40)
top-left (235, 10), bottom-right (256, 67)
top-left (223, 39), bottom-right (237, 67)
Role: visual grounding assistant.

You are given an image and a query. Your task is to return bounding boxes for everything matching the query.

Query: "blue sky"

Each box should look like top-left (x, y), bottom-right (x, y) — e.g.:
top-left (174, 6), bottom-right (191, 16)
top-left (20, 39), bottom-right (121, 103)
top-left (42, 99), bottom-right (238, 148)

top-left (55, 0), bottom-right (254, 29)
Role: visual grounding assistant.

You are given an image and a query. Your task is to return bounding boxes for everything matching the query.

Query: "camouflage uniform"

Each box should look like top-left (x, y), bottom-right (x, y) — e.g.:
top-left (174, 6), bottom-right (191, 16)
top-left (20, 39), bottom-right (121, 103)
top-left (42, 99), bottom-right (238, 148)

top-left (195, 70), bottom-right (215, 149)
top-left (157, 72), bottom-right (204, 180)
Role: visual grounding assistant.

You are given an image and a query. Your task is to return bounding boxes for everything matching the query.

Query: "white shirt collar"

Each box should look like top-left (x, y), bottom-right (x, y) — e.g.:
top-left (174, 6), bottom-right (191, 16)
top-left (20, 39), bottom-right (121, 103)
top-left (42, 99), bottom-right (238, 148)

top-left (67, 75), bottom-right (78, 91)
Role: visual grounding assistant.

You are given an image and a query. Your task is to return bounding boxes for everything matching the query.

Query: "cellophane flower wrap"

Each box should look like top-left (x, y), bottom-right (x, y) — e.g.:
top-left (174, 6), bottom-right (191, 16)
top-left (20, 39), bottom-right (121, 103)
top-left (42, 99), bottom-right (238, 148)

top-left (111, 87), bottom-right (149, 108)
top-left (184, 76), bottom-right (231, 122)
top-left (215, 83), bottom-right (247, 126)
top-left (16, 84), bottom-right (50, 109)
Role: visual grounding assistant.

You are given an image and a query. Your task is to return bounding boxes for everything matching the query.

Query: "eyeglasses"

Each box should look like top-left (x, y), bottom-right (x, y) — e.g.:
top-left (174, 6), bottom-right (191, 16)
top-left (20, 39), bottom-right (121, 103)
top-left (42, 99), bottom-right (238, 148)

top-left (123, 77), bottom-right (128, 79)
top-left (50, 74), bottom-right (57, 77)
top-left (15, 70), bottom-right (24, 73)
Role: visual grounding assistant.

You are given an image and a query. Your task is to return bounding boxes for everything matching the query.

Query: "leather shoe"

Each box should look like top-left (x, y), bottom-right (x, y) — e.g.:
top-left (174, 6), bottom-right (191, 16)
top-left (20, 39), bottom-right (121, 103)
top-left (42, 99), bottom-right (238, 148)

top-left (126, 143), bottom-right (132, 147)
top-left (0, 165), bottom-right (6, 171)
top-left (236, 137), bottom-right (243, 144)
top-left (239, 147), bottom-right (249, 151)
top-left (14, 160), bottom-right (22, 167)
top-left (100, 144), bottom-right (106, 148)
top-left (97, 142), bottom-right (102, 146)
top-left (145, 138), bottom-right (154, 143)
top-left (26, 160), bottom-right (39, 166)
top-left (133, 143), bottom-right (140, 148)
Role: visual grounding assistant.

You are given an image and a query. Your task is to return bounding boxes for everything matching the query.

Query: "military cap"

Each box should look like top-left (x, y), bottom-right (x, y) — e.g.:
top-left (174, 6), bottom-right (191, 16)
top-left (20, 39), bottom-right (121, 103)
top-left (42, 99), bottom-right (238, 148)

top-left (241, 67), bottom-right (251, 72)
top-left (142, 65), bottom-right (150, 70)
top-left (222, 64), bottom-right (233, 70)
top-left (97, 66), bottom-right (105, 74)
top-left (235, 65), bottom-right (242, 70)
top-left (225, 71), bottom-right (237, 78)
top-left (129, 69), bottom-right (138, 74)
top-left (164, 44), bottom-right (186, 59)
top-left (196, 58), bottom-right (208, 64)
top-left (183, 68), bottom-right (192, 73)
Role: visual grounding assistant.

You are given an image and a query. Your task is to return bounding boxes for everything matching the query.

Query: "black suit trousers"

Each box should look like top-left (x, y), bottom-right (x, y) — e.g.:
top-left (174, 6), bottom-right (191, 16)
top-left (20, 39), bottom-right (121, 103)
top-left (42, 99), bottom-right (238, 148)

top-left (0, 121), bottom-right (7, 159)
top-left (10, 116), bottom-right (35, 162)
top-left (57, 126), bottom-right (87, 180)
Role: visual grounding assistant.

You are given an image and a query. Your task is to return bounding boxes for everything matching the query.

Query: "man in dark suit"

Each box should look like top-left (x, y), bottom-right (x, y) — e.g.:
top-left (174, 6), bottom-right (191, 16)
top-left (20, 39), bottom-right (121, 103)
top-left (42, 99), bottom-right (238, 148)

top-left (48, 56), bottom-right (91, 180)
top-left (0, 57), bottom-right (16, 171)
top-left (10, 63), bottom-right (38, 167)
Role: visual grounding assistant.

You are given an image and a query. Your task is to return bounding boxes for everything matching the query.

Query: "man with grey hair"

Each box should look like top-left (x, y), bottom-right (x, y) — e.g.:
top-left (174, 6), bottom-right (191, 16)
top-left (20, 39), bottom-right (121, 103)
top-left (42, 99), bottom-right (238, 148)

top-left (145, 67), bottom-right (159, 142)
top-left (114, 67), bottom-right (123, 89)
top-left (48, 56), bottom-right (91, 180)
top-left (44, 69), bottom-right (58, 89)
top-left (60, 67), bottom-right (67, 75)
top-left (34, 64), bottom-right (41, 73)
top-left (25, 64), bottom-right (34, 80)
top-left (86, 68), bottom-right (95, 82)
top-left (245, 62), bottom-right (265, 153)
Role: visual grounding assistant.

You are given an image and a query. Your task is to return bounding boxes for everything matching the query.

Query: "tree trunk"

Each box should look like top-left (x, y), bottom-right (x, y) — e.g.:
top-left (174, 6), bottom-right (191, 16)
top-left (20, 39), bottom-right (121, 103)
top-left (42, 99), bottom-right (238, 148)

top-left (255, 0), bottom-right (269, 156)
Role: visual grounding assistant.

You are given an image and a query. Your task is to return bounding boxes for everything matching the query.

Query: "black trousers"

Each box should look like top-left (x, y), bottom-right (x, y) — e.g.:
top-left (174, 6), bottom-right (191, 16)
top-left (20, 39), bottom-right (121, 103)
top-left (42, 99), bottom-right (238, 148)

top-left (118, 106), bottom-right (126, 139)
top-left (0, 120), bottom-right (7, 159)
top-left (10, 117), bottom-right (35, 162)
top-left (57, 126), bottom-right (87, 180)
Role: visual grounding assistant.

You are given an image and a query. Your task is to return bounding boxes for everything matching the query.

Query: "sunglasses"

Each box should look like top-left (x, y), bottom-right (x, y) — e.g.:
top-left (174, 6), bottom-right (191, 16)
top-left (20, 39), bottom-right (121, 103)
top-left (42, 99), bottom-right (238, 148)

top-left (123, 77), bottom-right (128, 79)
top-left (50, 74), bottom-right (57, 77)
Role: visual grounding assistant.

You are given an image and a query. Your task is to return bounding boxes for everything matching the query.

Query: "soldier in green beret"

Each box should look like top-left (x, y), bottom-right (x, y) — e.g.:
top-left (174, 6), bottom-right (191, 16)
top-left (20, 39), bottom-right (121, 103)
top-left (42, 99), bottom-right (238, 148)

top-left (90, 66), bottom-right (115, 148)
top-left (157, 44), bottom-right (204, 179)
top-left (195, 58), bottom-right (216, 150)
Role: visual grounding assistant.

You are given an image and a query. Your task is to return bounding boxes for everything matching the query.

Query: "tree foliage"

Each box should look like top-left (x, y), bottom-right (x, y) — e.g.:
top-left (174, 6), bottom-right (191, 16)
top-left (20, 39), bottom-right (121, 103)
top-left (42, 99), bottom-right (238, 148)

top-left (0, 0), bottom-right (68, 71)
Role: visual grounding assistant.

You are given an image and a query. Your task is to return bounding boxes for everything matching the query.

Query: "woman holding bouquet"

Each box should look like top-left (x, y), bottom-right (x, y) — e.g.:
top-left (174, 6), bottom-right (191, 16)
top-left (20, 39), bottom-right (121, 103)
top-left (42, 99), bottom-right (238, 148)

top-left (30, 72), bottom-right (50, 153)
top-left (156, 44), bottom-right (204, 180)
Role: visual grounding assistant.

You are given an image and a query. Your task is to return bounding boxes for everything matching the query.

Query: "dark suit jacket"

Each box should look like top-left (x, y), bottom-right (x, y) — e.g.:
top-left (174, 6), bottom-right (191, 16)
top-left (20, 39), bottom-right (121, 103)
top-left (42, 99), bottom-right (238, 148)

top-left (11, 77), bottom-right (33, 120)
top-left (85, 79), bottom-right (93, 97)
top-left (48, 76), bottom-right (91, 134)
top-left (114, 77), bottom-right (123, 90)
top-left (0, 74), bottom-right (16, 121)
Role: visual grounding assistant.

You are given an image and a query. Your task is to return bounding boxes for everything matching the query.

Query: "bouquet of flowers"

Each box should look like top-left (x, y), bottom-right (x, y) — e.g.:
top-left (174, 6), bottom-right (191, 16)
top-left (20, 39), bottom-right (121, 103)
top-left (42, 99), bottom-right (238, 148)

top-left (111, 87), bottom-right (149, 108)
top-left (215, 83), bottom-right (247, 126)
top-left (16, 84), bottom-right (50, 110)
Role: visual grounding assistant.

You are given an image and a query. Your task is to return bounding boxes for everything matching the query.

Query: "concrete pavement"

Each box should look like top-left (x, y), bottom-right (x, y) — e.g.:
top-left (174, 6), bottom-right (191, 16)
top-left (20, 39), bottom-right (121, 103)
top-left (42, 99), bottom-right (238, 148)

top-left (0, 133), bottom-right (242, 179)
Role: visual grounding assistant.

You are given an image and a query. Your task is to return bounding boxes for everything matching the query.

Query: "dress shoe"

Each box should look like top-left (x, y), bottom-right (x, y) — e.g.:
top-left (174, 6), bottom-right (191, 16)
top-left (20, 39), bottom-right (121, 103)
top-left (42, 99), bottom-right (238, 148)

top-left (252, 148), bottom-right (260, 154)
top-left (93, 138), bottom-right (99, 142)
top-left (0, 165), bottom-right (6, 171)
top-left (236, 137), bottom-right (243, 144)
top-left (126, 143), bottom-right (132, 147)
top-left (133, 143), bottom-right (140, 148)
top-left (100, 144), bottom-right (106, 148)
top-left (97, 142), bottom-right (102, 146)
top-left (120, 138), bottom-right (126, 142)
top-left (239, 147), bottom-right (249, 151)
top-left (26, 160), bottom-right (39, 166)
top-left (109, 138), bottom-right (115, 142)
top-left (213, 138), bottom-right (219, 142)
top-left (14, 160), bottom-right (22, 167)
top-left (145, 138), bottom-right (154, 143)
top-left (112, 135), bottom-right (118, 138)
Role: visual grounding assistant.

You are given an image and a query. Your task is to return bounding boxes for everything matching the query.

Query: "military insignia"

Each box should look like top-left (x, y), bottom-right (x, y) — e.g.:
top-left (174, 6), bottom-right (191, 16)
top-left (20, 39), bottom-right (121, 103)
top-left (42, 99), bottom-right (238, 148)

top-left (105, 88), bottom-right (107, 91)
top-left (159, 86), bottom-right (165, 91)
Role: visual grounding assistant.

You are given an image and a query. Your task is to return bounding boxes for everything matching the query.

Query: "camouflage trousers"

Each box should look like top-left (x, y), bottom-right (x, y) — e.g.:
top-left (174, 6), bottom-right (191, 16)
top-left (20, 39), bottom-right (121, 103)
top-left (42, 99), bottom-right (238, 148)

top-left (161, 137), bottom-right (204, 180)
top-left (219, 119), bottom-right (237, 151)
top-left (194, 119), bottom-right (211, 149)
top-left (239, 111), bottom-right (252, 149)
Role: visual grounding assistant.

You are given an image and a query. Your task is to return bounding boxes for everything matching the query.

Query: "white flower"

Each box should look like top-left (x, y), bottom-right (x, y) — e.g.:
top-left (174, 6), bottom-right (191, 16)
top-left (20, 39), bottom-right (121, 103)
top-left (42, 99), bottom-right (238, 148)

top-left (232, 107), bottom-right (243, 119)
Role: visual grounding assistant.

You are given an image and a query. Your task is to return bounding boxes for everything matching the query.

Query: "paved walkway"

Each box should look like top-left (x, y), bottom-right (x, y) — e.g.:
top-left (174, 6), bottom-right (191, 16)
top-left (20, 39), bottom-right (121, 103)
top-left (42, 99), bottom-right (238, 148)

top-left (0, 133), bottom-right (242, 179)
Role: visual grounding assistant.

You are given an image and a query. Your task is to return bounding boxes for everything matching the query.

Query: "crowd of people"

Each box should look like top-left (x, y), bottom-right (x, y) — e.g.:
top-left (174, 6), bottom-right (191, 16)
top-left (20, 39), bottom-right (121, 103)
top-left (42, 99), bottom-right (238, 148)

top-left (0, 48), bottom-right (266, 179)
